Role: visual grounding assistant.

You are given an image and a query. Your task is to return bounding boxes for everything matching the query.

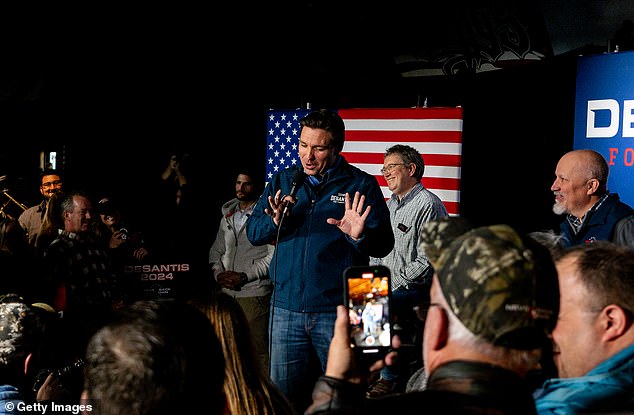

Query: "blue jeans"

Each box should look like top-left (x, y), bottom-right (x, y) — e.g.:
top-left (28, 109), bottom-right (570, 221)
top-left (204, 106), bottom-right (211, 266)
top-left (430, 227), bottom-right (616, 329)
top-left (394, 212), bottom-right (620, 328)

top-left (269, 306), bottom-right (337, 410)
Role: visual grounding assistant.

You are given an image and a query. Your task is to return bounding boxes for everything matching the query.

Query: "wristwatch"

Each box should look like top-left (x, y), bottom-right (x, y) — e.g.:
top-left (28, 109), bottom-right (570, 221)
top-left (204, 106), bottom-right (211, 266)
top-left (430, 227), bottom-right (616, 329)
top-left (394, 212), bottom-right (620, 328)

top-left (240, 272), bottom-right (249, 286)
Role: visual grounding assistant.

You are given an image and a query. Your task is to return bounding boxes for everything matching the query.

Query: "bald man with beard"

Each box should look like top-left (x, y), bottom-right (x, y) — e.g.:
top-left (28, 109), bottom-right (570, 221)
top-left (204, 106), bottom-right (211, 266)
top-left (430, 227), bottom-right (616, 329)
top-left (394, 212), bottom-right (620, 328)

top-left (550, 149), bottom-right (634, 248)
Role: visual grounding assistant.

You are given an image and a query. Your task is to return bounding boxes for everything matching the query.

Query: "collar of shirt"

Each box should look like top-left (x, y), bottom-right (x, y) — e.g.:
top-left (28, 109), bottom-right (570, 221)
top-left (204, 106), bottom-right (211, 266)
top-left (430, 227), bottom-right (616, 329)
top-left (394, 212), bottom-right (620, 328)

top-left (59, 229), bottom-right (80, 240)
top-left (232, 202), bottom-right (255, 228)
top-left (235, 203), bottom-right (254, 217)
top-left (566, 192), bottom-right (610, 233)
top-left (390, 181), bottom-right (424, 205)
top-left (307, 156), bottom-right (341, 186)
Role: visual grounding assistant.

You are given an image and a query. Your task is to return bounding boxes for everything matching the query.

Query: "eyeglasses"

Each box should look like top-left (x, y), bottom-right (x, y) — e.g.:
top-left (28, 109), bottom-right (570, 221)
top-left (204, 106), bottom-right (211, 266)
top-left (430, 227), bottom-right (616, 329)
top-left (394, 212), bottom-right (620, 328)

top-left (380, 163), bottom-right (407, 174)
top-left (41, 180), bottom-right (63, 189)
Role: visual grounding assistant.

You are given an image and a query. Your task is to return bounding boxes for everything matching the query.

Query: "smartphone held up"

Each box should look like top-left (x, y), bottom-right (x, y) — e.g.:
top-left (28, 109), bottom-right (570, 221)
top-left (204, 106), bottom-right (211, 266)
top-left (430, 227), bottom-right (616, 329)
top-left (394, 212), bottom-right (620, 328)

top-left (343, 265), bottom-right (393, 359)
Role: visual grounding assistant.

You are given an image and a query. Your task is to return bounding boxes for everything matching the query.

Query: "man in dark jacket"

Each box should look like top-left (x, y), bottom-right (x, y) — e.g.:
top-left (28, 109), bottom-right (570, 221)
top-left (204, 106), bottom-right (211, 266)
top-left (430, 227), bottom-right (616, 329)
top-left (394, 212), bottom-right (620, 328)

top-left (247, 109), bottom-right (394, 411)
top-left (551, 149), bottom-right (634, 247)
top-left (306, 224), bottom-right (559, 414)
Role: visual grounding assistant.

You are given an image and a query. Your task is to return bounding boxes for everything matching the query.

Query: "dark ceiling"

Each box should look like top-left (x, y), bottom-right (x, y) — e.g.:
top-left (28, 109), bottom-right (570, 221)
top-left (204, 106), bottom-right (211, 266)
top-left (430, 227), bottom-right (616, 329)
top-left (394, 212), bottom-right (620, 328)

top-left (1, 0), bottom-right (632, 233)
top-left (2, 1), bottom-right (632, 117)
top-left (3, 1), bottom-right (632, 105)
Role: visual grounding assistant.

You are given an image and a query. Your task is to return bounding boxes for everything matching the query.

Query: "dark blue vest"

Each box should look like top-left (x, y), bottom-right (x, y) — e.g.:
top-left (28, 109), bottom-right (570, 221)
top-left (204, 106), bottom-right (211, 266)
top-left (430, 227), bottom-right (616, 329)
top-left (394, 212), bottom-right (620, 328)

top-left (559, 193), bottom-right (634, 247)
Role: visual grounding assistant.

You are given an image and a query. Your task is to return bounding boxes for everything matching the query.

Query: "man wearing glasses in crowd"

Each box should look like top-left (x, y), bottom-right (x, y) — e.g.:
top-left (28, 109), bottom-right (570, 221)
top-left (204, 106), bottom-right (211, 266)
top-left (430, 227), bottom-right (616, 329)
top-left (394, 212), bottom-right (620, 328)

top-left (18, 168), bottom-right (63, 248)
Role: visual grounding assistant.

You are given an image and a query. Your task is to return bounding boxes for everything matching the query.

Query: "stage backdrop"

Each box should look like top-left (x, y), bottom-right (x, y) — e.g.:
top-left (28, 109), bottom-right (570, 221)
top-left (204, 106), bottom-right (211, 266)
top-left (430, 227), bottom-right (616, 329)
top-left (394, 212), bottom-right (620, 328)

top-left (266, 108), bottom-right (463, 215)
top-left (574, 50), bottom-right (634, 207)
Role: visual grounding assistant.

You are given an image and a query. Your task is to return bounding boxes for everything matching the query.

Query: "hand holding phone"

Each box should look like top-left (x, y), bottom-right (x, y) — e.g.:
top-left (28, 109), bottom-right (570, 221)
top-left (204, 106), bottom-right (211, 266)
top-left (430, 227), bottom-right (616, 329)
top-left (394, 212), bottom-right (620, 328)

top-left (343, 265), bottom-right (393, 361)
top-left (323, 304), bottom-right (399, 387)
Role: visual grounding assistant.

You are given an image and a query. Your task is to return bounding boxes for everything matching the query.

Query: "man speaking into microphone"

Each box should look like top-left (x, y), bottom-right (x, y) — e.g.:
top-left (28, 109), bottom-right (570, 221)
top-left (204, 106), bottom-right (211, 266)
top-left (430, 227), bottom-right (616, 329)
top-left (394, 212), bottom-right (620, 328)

top-left (247, 109), bottom-right (394, 412)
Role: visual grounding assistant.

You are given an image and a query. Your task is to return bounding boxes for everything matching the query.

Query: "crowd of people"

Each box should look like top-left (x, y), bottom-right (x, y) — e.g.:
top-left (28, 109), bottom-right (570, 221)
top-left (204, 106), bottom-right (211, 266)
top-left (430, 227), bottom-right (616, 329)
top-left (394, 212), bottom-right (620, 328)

top-left (0, 109), bottom-right (633, 414)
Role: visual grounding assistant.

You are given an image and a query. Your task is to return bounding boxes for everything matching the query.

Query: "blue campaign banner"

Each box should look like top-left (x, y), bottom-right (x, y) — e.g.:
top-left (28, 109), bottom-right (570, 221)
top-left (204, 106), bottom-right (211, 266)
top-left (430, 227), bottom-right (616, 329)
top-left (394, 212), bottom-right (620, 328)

top-left (574, 50), bottom-right (634, 207)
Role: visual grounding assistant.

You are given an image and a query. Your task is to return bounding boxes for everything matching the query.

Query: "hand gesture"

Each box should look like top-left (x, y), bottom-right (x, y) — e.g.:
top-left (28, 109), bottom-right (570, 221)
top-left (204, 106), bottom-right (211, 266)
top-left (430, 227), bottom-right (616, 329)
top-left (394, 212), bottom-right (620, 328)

top-left (265, 189), bottom-right (297, 226)
top-left (133, 247), bottom-right (150, 261)
top-left (326, 192), bottom-right (370, 240)
top-left (109, 231), bottom-right (127, 249)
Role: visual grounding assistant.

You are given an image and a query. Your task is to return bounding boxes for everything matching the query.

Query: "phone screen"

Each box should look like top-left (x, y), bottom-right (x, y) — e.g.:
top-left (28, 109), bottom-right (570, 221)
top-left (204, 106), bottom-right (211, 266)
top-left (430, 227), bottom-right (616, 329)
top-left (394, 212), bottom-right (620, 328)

top-left (344, 265), bottom-right (392, 357)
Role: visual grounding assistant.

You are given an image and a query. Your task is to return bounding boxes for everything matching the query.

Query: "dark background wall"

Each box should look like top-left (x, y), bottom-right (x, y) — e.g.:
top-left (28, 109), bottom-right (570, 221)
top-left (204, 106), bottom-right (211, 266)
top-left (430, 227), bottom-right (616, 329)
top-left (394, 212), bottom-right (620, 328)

top-left (1, 1), bottom-right (632, 242)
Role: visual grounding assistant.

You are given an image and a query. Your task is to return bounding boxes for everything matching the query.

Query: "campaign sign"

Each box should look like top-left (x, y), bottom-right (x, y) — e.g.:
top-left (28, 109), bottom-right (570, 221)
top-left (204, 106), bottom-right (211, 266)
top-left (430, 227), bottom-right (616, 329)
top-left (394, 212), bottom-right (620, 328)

top-left (574, 50), bottom-right (634, 207)
top-left (121, 262), bottom-right (191, 300)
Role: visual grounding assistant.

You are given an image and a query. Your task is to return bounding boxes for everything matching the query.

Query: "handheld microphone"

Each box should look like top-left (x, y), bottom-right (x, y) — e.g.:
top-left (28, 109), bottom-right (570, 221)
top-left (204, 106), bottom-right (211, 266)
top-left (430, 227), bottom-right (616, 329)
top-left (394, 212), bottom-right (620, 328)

top-left (282, 170), bottom-right (306, 215)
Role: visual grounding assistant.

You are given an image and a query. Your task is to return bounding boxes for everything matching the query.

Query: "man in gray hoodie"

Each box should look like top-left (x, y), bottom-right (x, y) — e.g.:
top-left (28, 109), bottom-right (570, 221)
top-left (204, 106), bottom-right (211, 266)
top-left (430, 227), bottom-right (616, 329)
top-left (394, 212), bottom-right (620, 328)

top-left (209, 167), bottom-right (274, 371)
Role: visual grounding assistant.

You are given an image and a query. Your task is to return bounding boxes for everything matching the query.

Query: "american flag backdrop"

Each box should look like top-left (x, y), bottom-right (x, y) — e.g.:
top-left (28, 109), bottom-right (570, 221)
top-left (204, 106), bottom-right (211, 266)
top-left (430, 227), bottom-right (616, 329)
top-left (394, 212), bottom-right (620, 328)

top-left (266, 107), bottom-right (463, 215)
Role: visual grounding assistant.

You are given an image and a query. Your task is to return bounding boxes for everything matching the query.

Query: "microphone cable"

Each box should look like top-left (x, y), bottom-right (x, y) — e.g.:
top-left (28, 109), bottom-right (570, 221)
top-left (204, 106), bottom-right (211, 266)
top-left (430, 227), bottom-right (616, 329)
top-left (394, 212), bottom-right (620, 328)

top-left (268, 198), bottom-right (291, 378)
top-left (268, 169), bottom-right (306, 377)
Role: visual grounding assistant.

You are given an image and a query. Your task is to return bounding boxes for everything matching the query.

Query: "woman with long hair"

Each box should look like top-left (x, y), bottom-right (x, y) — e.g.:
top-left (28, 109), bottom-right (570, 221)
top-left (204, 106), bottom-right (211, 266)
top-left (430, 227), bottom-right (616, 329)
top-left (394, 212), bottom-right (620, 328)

top-left (188, 291), bottom-right (297, 415)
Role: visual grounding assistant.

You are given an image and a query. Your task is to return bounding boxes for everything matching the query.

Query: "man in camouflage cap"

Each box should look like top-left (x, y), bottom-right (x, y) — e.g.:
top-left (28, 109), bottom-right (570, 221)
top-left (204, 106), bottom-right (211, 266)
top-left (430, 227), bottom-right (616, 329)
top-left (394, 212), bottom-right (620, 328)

top-left (434, 224), bottom-right (559, 349)
top-left (306, 224), bottom-right (560, 414)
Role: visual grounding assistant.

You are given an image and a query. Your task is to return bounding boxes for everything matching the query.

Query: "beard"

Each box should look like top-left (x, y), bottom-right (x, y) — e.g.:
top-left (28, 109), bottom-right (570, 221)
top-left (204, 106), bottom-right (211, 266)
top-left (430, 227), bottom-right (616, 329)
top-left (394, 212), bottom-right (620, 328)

top-left (552, 202), bottom-right (567, 216)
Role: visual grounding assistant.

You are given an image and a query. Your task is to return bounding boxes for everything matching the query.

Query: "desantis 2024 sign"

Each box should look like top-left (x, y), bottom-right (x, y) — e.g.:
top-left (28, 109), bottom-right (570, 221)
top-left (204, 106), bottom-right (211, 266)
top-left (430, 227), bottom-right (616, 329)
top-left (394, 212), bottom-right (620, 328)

top-left (575, 50), bottom-right (634, 207)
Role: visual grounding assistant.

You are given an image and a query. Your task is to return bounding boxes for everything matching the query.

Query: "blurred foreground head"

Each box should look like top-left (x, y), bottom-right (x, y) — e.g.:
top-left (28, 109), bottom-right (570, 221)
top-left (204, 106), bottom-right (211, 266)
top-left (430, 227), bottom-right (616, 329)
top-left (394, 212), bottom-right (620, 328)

top-left (82, 298), bottom-right (226, 415)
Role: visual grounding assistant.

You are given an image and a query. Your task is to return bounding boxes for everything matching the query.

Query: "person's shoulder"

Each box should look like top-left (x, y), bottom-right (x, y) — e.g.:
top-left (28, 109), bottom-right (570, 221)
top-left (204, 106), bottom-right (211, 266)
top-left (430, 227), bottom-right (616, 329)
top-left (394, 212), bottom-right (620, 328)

top-left (607, 195), bottom-right (634, 225)
top-left (18, 205), bottom-right (37, 219)
top-left (339, 158), bottom-right (364, 174)
top-left (341, 160), bottom-right (377, 183)
top-left (607, 193), bottom-right (634, 209)
top-left (426, 189), bottom-right (448, 209)
top-left (366, 389), bottom-right (517, 414)
top-left (221, 198), bottom-right (239, 214)
top-left (411, 184), bottom-right (446, 208)
top-left (617, 213), bottom-right (634, 223)
top-left (620, 200), bottom-right (634, 213)
top-left (45, 234), bottom-right (69, 251)
top-left (269, 167), bottom-right (295, 183)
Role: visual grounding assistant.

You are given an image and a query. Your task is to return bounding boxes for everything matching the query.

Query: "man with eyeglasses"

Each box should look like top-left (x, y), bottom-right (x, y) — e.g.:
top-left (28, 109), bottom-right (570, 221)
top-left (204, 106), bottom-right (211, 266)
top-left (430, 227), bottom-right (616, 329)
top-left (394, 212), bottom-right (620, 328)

top-left (367, 144), bottom-right (448, 398)
top-left (18, 169), bottom-right (63, 248)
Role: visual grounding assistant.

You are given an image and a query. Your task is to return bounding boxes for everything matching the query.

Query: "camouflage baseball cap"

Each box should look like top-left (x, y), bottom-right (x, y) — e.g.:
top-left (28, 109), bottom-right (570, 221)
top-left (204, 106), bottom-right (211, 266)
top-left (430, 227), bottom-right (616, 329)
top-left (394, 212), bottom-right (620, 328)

top-left (435, 224), bottom-right (559, 350)
top-left (420, 216), bottom-right (475, 267)
top-left (0, 294), bottom-right (41, 365)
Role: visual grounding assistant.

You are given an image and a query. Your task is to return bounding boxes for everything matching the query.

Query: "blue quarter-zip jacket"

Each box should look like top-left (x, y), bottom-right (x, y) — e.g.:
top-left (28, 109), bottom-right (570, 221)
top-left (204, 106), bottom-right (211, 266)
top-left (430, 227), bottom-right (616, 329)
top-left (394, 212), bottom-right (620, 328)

top-left (246, 159), bottom-right (394, 313)
top-left (534, 343), bottom-right (634, 414)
